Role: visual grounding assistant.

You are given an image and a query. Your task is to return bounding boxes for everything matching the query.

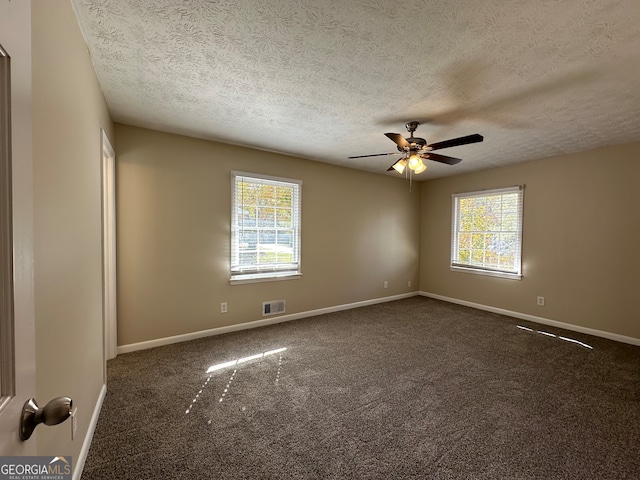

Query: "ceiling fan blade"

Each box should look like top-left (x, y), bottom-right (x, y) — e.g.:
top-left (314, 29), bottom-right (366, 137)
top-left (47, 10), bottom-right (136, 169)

top-left (348, 152), bottom-right (399, 159)
top-left (428, 134), bottom-right (483, 151)
top-left (424, 152), bottom-right (463, 165)
top-left (384, 132), bottom-right (410, 149)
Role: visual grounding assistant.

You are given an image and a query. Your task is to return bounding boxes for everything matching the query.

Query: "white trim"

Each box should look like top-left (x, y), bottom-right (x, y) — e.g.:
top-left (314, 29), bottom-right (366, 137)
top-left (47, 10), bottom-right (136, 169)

top-left (101, 129), bottom-right (117, 363)
top-left (231, 170), bottom-right (303, 186)
top-left (450, 265), bottom-right (522, 280)
top-left (420, 291), bottom-right (640, 347)
top-left (452, 185), bottom-right (522, 199)
top-left (230, 272), bottom-right (302, 285)
top-left (118, 292), bottom-right (418, 354)
top-left (73, 383), bottom-right (107, 480)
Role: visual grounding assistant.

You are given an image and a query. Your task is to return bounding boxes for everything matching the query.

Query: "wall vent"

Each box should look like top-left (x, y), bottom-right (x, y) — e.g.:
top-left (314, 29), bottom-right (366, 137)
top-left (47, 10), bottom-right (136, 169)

top-left (262, 299), bottom-right (285, 316)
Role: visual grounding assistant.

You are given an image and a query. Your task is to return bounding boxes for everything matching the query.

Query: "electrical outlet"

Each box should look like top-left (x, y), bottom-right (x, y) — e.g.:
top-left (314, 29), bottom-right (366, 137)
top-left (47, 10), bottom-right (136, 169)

top-left (383, 281), bottom-right (388, 289)
top-left (71, 407), bottom-right (78, 441)
top-left (408, 280), bottom-right (412, 288)
top-left (537, 296), bottom-right (545, 306)
top-left (220, 302), bottom-right (228, 313)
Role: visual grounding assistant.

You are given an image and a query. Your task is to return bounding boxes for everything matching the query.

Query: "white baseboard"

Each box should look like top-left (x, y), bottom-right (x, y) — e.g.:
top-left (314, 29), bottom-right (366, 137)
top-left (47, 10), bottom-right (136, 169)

top-left (118, 292), bottom-right (419, 354)
top-left (73, 383), bottom-right (106, 480)
top-left (420, 291), bottom-right (640, 347)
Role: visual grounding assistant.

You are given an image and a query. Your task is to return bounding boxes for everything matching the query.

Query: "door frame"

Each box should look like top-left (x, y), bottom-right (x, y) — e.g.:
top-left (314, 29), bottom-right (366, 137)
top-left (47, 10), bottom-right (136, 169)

top-left (101, 129), bottom-right (117, 365)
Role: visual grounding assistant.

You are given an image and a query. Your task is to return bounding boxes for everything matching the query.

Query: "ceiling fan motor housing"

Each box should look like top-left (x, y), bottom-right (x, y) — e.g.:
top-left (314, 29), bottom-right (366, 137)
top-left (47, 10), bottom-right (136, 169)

top-left (407, 137), bottom-right (427, 147)
top-left (397, 136), bottom-right (427, 153)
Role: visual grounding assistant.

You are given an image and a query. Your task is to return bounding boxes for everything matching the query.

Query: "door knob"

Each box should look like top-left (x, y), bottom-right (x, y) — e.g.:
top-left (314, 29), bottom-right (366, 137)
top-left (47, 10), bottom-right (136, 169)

top-left (19, 396), bottom-right (73, 441)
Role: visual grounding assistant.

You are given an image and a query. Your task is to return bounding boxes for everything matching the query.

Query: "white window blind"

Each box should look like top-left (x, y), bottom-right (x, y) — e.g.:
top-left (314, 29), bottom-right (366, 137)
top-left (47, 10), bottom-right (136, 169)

top-left (451, 186), bottom-right (524, 279)
top-left (231, 171), bottom-right (301, 282)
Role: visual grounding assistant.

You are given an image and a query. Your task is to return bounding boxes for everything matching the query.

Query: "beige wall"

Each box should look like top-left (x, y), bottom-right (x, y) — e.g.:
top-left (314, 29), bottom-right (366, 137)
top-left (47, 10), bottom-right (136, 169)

top-left (32, 0), bottom-right (113, 461)
top-left (420, 142), bottom-right (640, 340)
top-left (115, 124), bottom-right (420, 345)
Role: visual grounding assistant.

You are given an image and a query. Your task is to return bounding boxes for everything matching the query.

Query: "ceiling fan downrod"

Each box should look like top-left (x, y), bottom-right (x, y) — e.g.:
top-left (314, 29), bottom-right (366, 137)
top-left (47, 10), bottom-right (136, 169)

top-left (405, 121), bottom-right (420, 136)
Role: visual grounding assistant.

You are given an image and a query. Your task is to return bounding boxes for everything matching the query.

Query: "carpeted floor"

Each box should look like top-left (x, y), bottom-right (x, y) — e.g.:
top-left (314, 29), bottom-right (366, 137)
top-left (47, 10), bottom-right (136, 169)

top-left (81, 297), bottom-right (640, 479)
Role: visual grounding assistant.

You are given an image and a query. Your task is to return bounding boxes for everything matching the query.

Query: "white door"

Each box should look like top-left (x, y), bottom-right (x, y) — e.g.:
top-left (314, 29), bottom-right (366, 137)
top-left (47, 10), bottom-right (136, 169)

top-left (0, 1), bottom-right (37, 454)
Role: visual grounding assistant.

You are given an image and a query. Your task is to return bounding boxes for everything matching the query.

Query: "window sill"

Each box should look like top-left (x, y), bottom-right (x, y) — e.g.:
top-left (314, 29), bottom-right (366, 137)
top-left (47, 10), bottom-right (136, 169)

top-left (450, 265), bottom-right (522, 280)
top-left (230, 272), bottom-right (302, 285)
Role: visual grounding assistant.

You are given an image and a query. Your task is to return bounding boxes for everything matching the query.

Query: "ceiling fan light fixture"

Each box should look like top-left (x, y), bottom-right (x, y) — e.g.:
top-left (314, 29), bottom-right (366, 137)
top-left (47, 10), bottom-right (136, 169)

top-left (392, 159), bottom-right (407, 174)
top-left (407, 153), bottom-right (422, 170)
top-left (414, 160), bottom-right (427, 174)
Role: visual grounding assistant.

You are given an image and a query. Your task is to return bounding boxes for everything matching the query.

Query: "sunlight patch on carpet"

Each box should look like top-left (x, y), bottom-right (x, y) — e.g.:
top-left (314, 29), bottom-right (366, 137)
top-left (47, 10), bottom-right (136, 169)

top-left (206, 347), bottom-right (287, 373)
top-left (517, 326), bottom-right (593, 349)
top-left (184, 347), bottom-right (288, 416)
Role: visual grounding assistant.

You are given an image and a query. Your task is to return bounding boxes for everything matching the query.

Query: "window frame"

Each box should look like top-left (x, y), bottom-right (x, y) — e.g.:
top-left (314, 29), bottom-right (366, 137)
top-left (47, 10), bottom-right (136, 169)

top-left (450, 185), bottom-right (524, 280)
top-left (230, 171), bottom-right (302, 284)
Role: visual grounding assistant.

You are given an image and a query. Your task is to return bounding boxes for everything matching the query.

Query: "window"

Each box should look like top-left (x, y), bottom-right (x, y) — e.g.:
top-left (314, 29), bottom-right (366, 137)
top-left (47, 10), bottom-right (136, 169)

top-left (231, 171), bottom-right (302, 283)
top-left (451, 186), bottom-right (524, 279)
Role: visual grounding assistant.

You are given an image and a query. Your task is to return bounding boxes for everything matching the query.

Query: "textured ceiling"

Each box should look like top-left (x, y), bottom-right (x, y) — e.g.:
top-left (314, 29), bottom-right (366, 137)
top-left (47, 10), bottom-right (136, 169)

top-left (71, 0), bottom-right (640, 179)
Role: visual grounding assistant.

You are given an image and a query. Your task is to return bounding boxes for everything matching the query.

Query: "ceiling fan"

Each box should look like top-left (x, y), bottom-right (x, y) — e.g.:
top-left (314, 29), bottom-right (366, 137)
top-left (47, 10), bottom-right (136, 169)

top-left (348, 121), bottom-right (483, 175)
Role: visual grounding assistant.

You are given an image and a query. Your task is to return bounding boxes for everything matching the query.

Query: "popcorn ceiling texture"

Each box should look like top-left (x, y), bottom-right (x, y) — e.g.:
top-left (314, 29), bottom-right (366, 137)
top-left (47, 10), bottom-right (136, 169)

top-left (71, 0), bottom-right (640, 178)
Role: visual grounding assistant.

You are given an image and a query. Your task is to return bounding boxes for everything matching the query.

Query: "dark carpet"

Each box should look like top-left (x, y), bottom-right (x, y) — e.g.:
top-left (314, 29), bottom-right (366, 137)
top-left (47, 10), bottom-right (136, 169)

top-left (81, 296), bottom-right (640, 479)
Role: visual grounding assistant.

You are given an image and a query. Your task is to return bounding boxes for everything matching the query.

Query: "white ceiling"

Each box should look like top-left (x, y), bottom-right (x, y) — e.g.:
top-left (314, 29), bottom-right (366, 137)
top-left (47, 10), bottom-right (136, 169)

top-left (71, 0), bottom-right (640, 179)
